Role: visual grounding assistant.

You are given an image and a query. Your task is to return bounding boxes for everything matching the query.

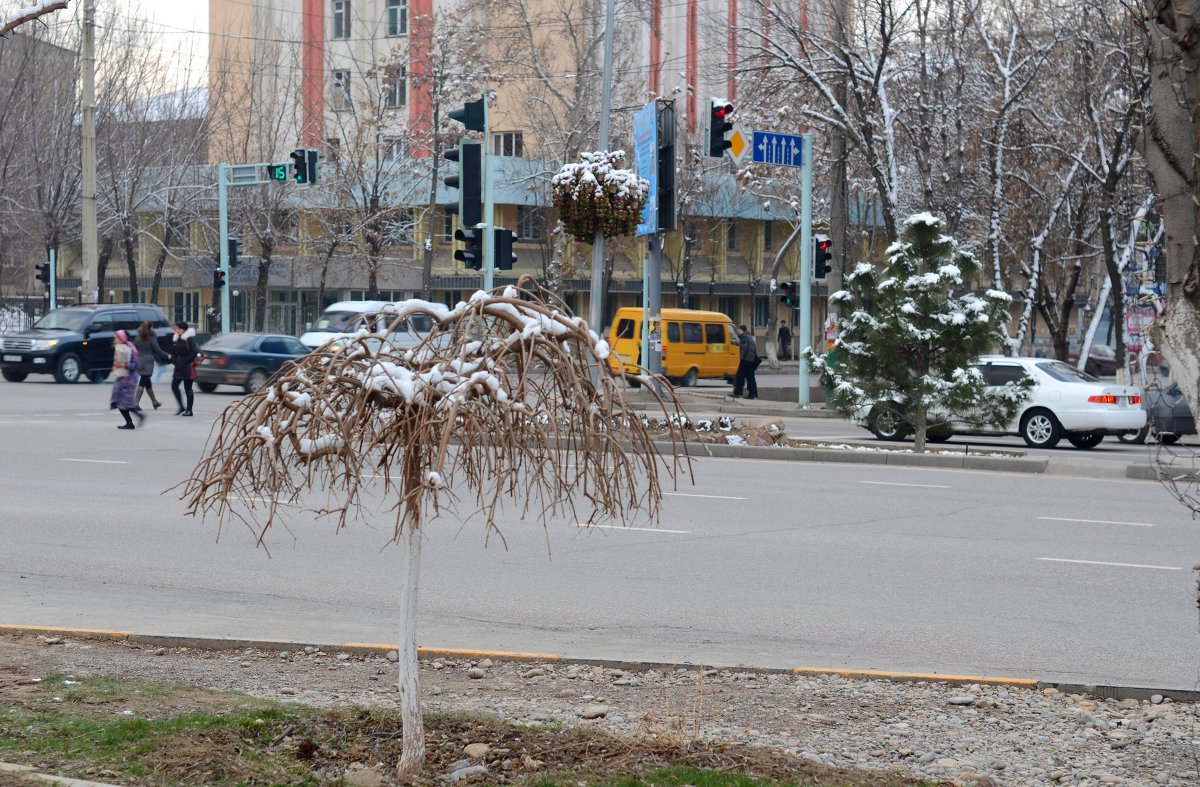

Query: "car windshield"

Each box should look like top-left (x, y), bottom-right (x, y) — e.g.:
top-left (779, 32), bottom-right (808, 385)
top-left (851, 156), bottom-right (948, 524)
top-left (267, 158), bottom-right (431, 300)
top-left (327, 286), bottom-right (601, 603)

top-left (1036, 360), bottom-right (1098, 383)
top-left (312, 311), bottom-right (363, 333)
top-left (203, 333), bottom-right (258, 350)
top-left (409, 313), bottom-right (433, 333)
top-left (32, 308), bottom-right (91, 331)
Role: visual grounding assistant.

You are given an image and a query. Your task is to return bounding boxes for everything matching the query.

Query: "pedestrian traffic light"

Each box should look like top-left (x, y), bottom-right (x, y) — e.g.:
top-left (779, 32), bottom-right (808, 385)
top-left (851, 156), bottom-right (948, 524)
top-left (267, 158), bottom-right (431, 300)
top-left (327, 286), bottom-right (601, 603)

top-left (447, 98), bottom-right (486, 132)
top-left (269, 162), bottom-right (289, 181)
top-left (443, 139), bottom-right (482, 227)
top-left (814, 235), bottom-right (832, 279)
top-left (454, 226), bottom-right (484, 271)
top-left (494, 227), bottom-right (517, 271)
top-left (707, 98), bottom-right (734, 158)
top-left (228, 238), bottom-right (242, 268)
top-left (290, 149), bottom-right (309, 183)
top-left (780, 281), bottom-right (798, 307)
top-left (213, 269), bottom-right (226, 288)
top-left (34, 263), bottom-right (50, 284)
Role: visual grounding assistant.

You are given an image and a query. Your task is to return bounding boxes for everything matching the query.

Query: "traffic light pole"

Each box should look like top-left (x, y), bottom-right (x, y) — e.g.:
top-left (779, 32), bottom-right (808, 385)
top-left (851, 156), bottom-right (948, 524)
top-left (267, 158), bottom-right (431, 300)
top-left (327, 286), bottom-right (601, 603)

top-left (217, 163), bottom-right (277, 334)
top-left (589, 0), bottom-right (617, 336)
top-left (799, 135), bottom-right (814, 407)
top-left (48, 248), bottom-right (57, 307)
top-left (482, 95), bottom-right (495, 291)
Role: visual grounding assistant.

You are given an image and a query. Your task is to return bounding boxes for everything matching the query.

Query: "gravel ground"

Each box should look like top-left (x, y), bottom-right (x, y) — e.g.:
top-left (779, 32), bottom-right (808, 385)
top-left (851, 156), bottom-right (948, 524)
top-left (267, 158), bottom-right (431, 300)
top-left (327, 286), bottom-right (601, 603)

top-left (3, 634), bottom-right (1198, 786)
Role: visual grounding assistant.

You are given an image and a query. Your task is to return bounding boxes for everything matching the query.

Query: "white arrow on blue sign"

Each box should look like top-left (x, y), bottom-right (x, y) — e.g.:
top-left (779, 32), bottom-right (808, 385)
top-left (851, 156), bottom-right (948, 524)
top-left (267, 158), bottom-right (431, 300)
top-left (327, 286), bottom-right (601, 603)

top-left (752, 130), bottom-right (804, 167)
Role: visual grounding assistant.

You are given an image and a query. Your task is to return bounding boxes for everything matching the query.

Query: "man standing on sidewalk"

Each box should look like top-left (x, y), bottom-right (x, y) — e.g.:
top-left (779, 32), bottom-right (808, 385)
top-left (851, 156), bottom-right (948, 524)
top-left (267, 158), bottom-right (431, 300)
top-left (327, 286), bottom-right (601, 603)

top-left (732, 325), bottom-right (759, 399)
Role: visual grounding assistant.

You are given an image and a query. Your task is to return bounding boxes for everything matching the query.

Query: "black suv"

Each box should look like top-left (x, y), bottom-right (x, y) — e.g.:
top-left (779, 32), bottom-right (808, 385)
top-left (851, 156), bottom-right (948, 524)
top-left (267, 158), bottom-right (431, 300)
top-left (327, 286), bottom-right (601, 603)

top-left (0, 303), bottom-right (173, 384)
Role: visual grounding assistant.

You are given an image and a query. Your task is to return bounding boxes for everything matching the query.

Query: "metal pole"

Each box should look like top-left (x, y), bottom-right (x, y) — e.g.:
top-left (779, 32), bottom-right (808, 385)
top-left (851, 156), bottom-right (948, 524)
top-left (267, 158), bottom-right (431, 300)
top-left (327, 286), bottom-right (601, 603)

top-left (80, 0), bottom-right (97, 303)
top-left (482, 94), bottom-right (494, 291)
top-left (647, 234), bottom-right (662, 377)
top-left (799, 134), bottom-right (813, 407)
top-left (588, 0), bottom-right (617, 334)
top-left (218, 164), bottom-right (231, 334)
top-left (48, 248), bottom-right (57, 307)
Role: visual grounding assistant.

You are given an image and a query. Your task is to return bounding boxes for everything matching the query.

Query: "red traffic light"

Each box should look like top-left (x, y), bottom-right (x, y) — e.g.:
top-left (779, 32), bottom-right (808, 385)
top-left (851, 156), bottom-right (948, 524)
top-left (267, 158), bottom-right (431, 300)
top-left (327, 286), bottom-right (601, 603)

top-left (714, 103), bottom-right (732, 120)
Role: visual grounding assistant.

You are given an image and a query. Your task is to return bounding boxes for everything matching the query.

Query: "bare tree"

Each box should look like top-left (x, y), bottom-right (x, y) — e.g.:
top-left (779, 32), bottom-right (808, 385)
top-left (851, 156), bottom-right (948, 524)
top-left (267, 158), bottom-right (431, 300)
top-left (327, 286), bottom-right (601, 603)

top-left (179, 281), bottom-right (687, 778)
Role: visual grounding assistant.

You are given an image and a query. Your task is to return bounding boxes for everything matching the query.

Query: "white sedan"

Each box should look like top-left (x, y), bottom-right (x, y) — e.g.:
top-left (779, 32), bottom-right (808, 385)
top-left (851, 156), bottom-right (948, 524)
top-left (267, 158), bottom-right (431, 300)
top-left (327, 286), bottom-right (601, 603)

top-left (859, 356), bottom-right (1147, 449)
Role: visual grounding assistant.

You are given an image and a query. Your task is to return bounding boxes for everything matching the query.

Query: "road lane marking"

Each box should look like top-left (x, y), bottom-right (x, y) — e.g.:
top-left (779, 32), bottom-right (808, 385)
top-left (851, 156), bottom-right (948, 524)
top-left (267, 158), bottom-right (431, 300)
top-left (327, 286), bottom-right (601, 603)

top-left (61, 458), bottom-right (129, 465)
top-left (1038, 558), bottom-right (1181, 571)
top-left (1038, 516), bottom-right (1156, 527)
top-left (664, 492), bottom-right (747, 500)
top-left (858, 480), bottom-right (951, 489)
top-left (576, 524), bottom-right (691, 534)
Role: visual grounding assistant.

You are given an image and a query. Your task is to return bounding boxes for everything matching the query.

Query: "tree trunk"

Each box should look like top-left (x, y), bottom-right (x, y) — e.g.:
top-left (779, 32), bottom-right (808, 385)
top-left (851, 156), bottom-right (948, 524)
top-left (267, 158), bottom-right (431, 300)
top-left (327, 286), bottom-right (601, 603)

top-left (1142, 0), bottom-right (1200, 419)
top-left (97, 235), bottom-right (113, 304)
top-left (150, 246), bottom-right (168, 306)
top-left (912, 403), bottom-right (928, 454)
top-left (395, 519), bottom-right (424, 779)
top-left (254, 244), bottom-right (272, 333)
top-left (122, 225), bottom-right (139, 303)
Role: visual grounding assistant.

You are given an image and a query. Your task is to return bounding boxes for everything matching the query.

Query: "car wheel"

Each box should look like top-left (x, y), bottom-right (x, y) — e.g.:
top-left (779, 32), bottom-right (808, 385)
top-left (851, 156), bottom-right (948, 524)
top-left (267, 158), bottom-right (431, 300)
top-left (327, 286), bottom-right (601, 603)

top-left (1020, 409), bottom-right (1062, 448)
top-left (197, 382), bottom-right (218, 393)
top-left (244, 369), bottom-right (269, 394)
top-left (1067, 432), bottom-right (1104, 449)
top-left (869, 406), bottom-right (909, 441)
top-left (682, 367), bottom-right (699, 387)
top-left (53, 353), bottom-right (82, 384)
top-left (1117, 426), bottom-right (1148, 444)
top-left (1, 369), bottom-right (27, 382)
top-left (1158, 433), bottom-right (1181, 445)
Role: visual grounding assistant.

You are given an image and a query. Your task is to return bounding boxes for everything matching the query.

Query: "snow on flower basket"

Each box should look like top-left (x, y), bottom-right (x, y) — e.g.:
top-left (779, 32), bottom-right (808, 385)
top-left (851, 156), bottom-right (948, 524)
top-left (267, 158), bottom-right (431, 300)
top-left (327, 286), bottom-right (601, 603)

top-left (552, 150), bottom-right (649, 243)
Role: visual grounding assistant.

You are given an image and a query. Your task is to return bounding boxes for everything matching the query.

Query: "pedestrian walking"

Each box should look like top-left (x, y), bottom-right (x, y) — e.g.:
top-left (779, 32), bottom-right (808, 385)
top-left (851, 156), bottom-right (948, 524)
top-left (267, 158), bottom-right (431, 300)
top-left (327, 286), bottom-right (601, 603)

top-left (134, 321), bottom-right (169, 409)
top-left (110, 330), bottom-right (144, 430)
top-left (777, 319), bottom-right (793, 362)
top-left (732, 325), bottom-right (759, 400)
top-left (170, 321), bottom-right (199, 417)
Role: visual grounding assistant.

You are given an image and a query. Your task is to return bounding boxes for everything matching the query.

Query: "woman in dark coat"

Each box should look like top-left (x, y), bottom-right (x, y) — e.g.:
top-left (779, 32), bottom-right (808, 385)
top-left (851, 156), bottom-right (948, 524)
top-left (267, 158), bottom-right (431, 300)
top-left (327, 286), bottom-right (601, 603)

top-left (134, 321), bottom-right (169, 409)
top-left (170, 321), bottom-right (199, 416)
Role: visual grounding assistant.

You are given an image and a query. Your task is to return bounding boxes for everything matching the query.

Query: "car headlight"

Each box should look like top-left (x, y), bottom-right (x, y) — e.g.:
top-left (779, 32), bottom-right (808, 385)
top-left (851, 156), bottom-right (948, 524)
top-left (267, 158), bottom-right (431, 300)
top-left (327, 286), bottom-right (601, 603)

top-left (30, 339), bottom-right (59, 351)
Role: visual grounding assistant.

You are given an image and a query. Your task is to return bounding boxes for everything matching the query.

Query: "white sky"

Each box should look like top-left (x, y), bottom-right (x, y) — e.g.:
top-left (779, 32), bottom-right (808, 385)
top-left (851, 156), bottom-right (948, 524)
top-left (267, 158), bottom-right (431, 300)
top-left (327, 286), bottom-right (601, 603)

top-left (108, 0), bottom-right (209, 88)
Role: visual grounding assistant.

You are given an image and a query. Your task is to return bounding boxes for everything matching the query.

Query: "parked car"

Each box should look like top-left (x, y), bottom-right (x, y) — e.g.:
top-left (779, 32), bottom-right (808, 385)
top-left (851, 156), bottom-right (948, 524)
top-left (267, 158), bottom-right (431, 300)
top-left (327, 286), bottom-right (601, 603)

top-left (0, 303), bottom-right (172, 384)
top-left (856, 356), bottom-right (1146, 449)
top-left (1118, 381), bottom-right (1196, 445)
top-left (195, 332), bottom-right (309, 394)
top-left (1066, 344), bottom-right (1118, 377)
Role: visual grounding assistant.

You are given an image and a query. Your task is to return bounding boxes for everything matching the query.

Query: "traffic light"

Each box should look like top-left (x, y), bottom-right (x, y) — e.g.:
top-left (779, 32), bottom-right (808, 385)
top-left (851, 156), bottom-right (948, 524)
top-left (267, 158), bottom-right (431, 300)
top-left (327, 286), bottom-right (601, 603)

top-left (443, 139), bottom-right (482, 227)
top-left (305, 148), bottom-right (320, 184)
top-left (34, 263), bottom-right (50, 284)
top-left (780, 281), bottom-right (798, 307)
top-left (494, 228), bottom-right (517, 271)
top-left (213, 269), bottom-right (226, 288)
top-left (707, 98), bottom-right (734, 157)
top-left (454, 226), bottom-right (484, 271)
top-left (290, 149), bottom-right (309, 183)
top-left (269, 162), bottom-right (288, 181)
top-left (228, 238), bottom-right (242, 268)
top-left (814, 235), bottom-right (832, 279)
top-left (447, 98), bottom-right (486, 132)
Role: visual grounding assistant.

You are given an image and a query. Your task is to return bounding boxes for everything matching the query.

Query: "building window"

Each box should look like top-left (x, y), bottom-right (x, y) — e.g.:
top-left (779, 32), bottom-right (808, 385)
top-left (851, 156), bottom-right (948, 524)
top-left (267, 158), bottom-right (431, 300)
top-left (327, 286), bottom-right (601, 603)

top-left (753, 296), bottom-right (770, 328)
top-left (331, 70), bottom-right (351, 110)
top-left (718, 296), bottom-right (737, 322)
top-left (387, 0), bottom-right (407, 35)
top-left (517, 206), bottom-right (544, 241)
top-left (384, 66), bottom-right (406, 108)
top-left (438, 206), bottom-right (454, 241)
top-left (385, 207), bottom-right (415, 245)
top-left (333, 0), bottom-right (351, 39)
top-left (763, 221), bottom-right (773, 250)
top-left (173, 291), bottom-right (199, 326)
top-left (382, 136), bottom-right (405, 162)
top-left (726, 220), bottom-right (739, 252)
top-left (492, 131), bottom-right (523, 157)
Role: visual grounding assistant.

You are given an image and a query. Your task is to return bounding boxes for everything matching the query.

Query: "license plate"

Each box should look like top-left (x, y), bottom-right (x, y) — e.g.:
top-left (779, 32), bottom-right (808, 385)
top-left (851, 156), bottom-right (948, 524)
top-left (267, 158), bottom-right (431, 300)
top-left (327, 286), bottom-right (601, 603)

top-left (2, 355), bottom-right (19, 362)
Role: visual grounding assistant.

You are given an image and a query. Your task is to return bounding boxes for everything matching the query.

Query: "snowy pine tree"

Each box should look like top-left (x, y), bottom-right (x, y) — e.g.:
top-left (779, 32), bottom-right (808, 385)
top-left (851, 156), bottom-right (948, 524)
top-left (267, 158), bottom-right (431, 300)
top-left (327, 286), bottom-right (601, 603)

top-left (810, 213), bottom-right (1030, 452)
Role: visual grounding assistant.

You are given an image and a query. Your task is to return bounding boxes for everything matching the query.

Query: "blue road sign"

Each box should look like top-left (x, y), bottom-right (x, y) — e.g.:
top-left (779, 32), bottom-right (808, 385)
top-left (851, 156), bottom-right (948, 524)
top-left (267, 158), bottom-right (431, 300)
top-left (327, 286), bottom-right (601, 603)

top-left (752, 131), bottom-right (804, 167)
top-left (634, 101), bottom-right (658, 236)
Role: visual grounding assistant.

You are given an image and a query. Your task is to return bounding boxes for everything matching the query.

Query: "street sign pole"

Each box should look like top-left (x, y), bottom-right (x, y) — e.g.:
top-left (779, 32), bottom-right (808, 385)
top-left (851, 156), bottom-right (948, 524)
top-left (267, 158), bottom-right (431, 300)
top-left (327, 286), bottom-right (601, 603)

top-left (482, 94), bottom-right (495, 291)
top-left (218, 164), bottom-right (230, 334)
top-left (799, 134), bottom-right (813, 407)
top-left (48, 248), bottom-right (56, 307)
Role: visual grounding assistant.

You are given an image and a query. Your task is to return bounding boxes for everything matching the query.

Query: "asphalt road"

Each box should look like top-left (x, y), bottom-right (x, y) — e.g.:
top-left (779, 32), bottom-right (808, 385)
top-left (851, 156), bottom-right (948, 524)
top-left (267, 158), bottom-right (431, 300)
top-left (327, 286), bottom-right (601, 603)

top-left (3, 377), bottom-right (1200, 690)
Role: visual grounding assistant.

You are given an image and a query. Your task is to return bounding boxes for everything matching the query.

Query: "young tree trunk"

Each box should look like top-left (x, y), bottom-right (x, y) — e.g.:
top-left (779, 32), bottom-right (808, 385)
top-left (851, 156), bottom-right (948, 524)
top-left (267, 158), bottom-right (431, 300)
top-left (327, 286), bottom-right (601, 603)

top-left (150, 246), bottom-right (168, 306)
top-left (395, 518), bottom-right (424, 779)
top-left (122, 225), bottom-right (139, 303)
top-left (912, 402), bottom-right (928, 454)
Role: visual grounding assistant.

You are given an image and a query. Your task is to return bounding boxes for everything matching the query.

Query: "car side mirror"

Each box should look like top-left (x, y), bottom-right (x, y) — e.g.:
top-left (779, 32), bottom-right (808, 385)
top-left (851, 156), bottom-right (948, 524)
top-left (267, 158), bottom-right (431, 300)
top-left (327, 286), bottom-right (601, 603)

top-left (84, 323), bottom-right (99, 335)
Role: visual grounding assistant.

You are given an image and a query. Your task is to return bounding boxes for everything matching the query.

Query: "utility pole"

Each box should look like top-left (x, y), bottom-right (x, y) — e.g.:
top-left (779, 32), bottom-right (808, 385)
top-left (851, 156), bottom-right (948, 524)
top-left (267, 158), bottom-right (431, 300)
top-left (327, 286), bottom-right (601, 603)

top-left (588, 0), bottom-right (616, 334)
top-left (80, 0), bottom-right (97, 303)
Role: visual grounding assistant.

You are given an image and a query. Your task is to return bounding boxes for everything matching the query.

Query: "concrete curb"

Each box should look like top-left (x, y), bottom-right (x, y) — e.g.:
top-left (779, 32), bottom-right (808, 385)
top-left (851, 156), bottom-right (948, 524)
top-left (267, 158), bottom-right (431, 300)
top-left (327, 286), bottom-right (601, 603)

top-left (0, 761), bottom-right (122, 787)
top-left (1125, 463), bottom-right (1200, 482)
top-left (4, 625), bottom-right (1196, 702)
top-left (651, 441), bottom-right (1049, 474)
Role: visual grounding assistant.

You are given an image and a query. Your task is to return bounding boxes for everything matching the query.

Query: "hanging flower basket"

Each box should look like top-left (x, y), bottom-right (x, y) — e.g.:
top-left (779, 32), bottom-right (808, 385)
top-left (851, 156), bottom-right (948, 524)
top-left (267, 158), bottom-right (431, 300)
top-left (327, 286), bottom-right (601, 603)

top-left (551, 150), bottom-right (649, 244)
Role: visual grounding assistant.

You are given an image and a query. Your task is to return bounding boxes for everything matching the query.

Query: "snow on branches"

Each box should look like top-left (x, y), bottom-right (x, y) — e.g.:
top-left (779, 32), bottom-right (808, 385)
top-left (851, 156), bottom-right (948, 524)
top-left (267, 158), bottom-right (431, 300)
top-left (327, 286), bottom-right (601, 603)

top-left (0, 1), bottom-right (69, 37)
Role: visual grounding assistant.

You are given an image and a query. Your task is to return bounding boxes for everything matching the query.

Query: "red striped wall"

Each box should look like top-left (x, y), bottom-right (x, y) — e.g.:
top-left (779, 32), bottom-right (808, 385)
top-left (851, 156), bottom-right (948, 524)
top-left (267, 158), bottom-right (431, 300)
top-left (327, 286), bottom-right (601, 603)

top-left (301, 0), bottom-right (324, 146)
